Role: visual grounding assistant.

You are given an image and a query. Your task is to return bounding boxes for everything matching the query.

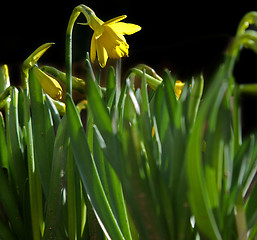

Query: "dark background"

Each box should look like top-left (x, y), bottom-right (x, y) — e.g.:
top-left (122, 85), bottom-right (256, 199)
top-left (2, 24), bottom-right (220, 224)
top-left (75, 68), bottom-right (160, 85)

top-left (1, 0), bottom-right (257, 134)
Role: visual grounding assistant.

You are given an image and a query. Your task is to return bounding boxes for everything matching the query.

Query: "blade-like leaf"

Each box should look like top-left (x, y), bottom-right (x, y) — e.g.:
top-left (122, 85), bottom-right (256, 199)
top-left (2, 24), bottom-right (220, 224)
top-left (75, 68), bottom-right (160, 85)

top-left (29, 68), bottom-right (52, 196)
top-left (66, 94), bottom-right (125, 240)
top-left (86, 76), bottom-right (121, 176)
top-left (43, 116), bottom-right (69, 240)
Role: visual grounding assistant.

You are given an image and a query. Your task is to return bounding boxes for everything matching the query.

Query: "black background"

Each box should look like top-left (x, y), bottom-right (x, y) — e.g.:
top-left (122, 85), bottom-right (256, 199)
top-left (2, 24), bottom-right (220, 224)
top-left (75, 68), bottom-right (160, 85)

top-left (1, 0), bottom-right (257, 134)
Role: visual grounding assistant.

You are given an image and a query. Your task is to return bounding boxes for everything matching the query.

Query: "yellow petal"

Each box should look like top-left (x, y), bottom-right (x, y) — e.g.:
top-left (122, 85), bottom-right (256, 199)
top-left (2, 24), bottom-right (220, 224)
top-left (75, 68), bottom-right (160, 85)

top-left (90, 34), bottom-right (97, 63)
top-left (104, 15), bottom-right (127, 25)
top-left (110, 22), bottom-right (141, 35)
top-left (96, 41), bottom-right (108, 68)
top-left (114, 42), bottom-right (129, 58)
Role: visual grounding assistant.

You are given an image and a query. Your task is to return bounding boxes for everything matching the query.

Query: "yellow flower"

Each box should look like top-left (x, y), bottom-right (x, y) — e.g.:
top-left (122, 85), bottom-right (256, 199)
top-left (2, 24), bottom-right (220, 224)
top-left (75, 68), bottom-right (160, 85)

top-left (32, 67), bottom-right (63, 100)
top-left (175, 80), bottom-right (185, 99)
top-left (88, 13), bottom-right (141, 67)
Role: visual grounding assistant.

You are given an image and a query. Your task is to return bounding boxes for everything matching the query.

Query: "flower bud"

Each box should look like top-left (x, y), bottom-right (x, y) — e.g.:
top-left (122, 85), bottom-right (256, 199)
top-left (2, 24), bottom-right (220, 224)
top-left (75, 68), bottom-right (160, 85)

top-left (32, 67), bottom-right (63, 100)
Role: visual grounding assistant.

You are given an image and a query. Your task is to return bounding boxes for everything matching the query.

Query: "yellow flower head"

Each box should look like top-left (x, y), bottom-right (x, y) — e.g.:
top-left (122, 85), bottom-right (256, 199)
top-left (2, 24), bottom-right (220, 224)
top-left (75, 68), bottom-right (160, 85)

top-left (86, 11), bottom-right (141, 67)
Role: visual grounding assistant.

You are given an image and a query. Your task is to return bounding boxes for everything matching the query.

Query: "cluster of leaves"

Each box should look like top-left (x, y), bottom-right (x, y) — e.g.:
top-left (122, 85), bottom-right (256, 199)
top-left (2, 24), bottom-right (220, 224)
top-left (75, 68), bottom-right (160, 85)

top-left (0, 7), bottom-right (257, 240)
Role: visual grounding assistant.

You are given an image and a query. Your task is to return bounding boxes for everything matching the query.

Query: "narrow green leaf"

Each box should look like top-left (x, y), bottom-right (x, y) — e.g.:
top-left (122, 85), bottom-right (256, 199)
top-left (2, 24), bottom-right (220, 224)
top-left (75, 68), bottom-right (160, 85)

top-left (66, 148), bottom-right (76, 240)
top-left (187, 75), bottom-right (204, 128)
top-left (0, 65), bottom-right (10, 109)
top-left (9, 88), bottom-right (27, 196)
top-left (43, 116), bottom-right (69, 240)
top-left (86, 76), bottom-right (121, 176)
top-left (45, 94), bottom-right (61, 128)
top-left (66, 94), bottom-right (125, 240)
top-left (245, 174), bottom-right (257, 228)
top-left (186, 61), bottom-right (231, 239)
top-left (23, 88), bottom-right (44, 240)
top-left (23, 43), bottom-right (54, 70)
top-left (162, 69), bottom-right (177, 127)
top-left (121, 116), bottom-right (168, 240)
top-left (0, 112), bottom-right (8, 170)
top-left (0, 64), bottom-right (10, 94)
top-left (0, 164), bottom-right (24, 238)
top-left (93, 128), bottom-right (132, 240)
top-left (29, 68), bottom-right (52, 196)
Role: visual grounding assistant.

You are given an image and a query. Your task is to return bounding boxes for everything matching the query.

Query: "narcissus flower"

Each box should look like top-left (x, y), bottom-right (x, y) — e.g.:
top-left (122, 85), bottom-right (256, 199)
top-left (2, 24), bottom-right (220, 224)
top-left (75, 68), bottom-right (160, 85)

top-left (88, 13), bottom-right (141, 67)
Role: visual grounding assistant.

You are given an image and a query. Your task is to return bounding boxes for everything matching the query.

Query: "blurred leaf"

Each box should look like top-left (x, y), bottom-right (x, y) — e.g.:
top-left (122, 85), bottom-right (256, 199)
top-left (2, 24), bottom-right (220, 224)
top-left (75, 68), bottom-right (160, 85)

top-left (121, 110), bottom-right (169, 240)
top-left (186, 60), bottom-right (231, 239)
top-left (0, 219), bottom-right (17, 240)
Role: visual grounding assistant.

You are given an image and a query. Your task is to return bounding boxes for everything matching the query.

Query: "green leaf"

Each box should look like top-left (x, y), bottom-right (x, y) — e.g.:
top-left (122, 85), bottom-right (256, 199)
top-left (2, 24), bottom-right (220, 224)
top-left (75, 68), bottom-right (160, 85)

top-left (29, 68), bottom-right (52, 196)
top-left (0, 219), bottom-right (17, 240)
top-left (8, 88), bottom-right (27, 197)
top-left (187, 75), bottom-right (204, 128)
top-left (186, 60), bottom-right (231, 239)
top-left (93, 126), bottom-right (132, 240)
top-left (43, 116), bottom-right (69, 240)
top-left (66, 94), bottom-right (125, 240)
top-left (162, 70), bottom-right (179, 128)
top-left (0, 112), bottom-right (8, 170)
top-left (86, 76), bottom-right (121, 176)
top-left (23, 43), bottom-right (54, 71)
top-left (120, 111), bottom-right (169, 240)
top-left (23, 88), bottom-right (44, 240)
top-left (0, 165), bottom-right (24, 238)
top-left (0, 65), bottom-right (10, 95)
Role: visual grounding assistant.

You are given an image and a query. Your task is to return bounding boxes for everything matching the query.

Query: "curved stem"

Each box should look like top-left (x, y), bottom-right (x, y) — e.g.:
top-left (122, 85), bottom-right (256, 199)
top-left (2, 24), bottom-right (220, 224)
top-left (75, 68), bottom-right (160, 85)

top-left (65, 4), bottom-right (93, 98)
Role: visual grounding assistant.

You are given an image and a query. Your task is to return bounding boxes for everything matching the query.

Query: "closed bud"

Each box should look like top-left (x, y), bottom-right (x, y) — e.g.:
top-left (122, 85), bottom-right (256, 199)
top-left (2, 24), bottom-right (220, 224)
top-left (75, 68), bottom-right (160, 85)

top-left (32, 67), bottom-right (63, 100)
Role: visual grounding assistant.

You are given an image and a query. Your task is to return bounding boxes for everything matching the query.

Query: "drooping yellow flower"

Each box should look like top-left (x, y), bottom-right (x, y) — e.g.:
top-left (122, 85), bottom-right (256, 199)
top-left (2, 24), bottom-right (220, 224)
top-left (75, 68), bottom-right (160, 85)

top-left (88, 13), bottom-right (141, 67)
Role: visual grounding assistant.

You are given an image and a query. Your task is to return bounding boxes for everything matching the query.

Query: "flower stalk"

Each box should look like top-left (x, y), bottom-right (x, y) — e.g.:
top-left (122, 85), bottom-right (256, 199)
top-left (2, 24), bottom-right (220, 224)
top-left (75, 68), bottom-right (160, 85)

top-left (65, 5), bottom-right (94, 97)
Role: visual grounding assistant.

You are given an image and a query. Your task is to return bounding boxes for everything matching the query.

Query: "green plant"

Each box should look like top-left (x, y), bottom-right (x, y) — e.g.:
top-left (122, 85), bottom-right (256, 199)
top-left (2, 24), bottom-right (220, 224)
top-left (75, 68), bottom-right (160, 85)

top-left (0, 5), bottom-right (257, 240)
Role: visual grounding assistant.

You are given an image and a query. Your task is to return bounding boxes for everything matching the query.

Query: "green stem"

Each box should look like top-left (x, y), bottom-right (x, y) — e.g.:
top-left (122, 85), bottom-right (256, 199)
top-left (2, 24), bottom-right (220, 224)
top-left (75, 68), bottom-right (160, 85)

top-left (115, 59), bottom-right (121, 106)
top-left (235, 193), bottom-right (248, 240)
top-left (65, 4), bottom-right (92, 99)
top-left (233, 84), bottom-right (242, 155)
